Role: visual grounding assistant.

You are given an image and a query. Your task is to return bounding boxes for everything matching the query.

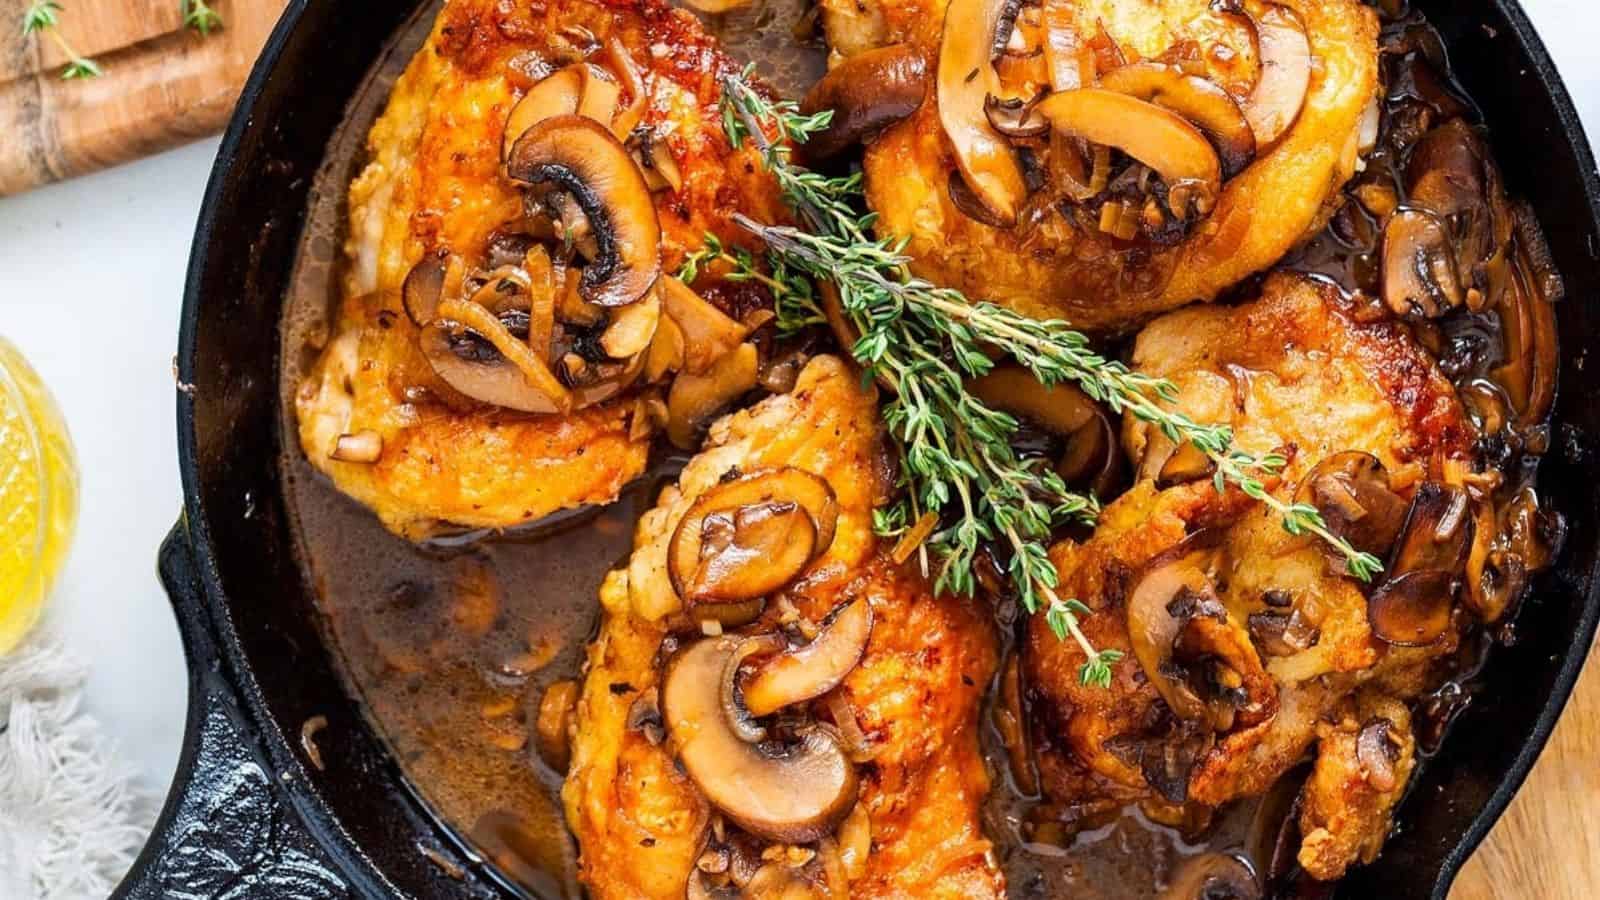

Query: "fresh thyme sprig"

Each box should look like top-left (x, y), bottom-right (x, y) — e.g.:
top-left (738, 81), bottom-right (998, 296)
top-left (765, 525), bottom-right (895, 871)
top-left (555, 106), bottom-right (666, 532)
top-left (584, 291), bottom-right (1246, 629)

top-left (706, 69), bottom-right (1379, 687)
top-left (183, 0), bottom-right (223, 35)
top-left (22, 1), bottom-right (102, 79)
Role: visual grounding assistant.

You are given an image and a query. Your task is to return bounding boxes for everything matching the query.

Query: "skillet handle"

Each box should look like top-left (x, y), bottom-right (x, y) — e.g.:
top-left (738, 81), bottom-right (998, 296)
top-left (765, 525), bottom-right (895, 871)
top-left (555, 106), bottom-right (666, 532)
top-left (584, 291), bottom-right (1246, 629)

top-left (111, 523), bottom-right (348, 900)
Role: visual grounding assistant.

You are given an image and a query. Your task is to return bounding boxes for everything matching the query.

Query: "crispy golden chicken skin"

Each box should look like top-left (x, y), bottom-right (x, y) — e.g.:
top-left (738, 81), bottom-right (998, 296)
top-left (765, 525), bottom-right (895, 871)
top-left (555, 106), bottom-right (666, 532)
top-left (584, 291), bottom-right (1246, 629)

top-left (1025, 274), bottom-right (1472, 879)
top-left (296, 0), bottom-right (785, 539)
top-left (563, 356), bottom-right (1004, 899)
top-left (821, 0), bottom-right (1380, 331)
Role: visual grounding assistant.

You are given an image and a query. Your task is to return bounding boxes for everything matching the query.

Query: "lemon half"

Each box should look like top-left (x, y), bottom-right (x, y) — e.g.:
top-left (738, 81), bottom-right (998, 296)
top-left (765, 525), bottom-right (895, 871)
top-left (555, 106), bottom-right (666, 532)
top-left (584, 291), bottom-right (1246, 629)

top-left (0, 337), bottom-right (79, 655)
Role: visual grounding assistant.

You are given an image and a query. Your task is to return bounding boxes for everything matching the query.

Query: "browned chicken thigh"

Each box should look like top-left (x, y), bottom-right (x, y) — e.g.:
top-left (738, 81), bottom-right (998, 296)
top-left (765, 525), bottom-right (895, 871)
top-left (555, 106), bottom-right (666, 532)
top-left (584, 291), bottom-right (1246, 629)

top-left (563, 356), bottom-right (1005, 899)
top-left (1025, 273), bottom-right (1476, 880)
top-left (814, 0), bottom-right (1380, 331)
top-left (296, 0), bottom-right (786, 539)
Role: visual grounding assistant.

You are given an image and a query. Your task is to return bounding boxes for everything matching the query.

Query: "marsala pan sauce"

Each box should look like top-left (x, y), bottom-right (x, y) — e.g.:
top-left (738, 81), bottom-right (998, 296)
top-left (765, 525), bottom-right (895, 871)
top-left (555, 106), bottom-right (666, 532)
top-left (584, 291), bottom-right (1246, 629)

top-left (278, 2), bottom-right (1564, 897)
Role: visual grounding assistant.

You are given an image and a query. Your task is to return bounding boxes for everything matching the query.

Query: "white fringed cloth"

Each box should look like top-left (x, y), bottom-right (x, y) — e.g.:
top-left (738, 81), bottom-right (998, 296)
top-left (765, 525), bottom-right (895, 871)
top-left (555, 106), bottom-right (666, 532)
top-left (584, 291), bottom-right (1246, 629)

top-left (0, 629), bottom-right (155, 899)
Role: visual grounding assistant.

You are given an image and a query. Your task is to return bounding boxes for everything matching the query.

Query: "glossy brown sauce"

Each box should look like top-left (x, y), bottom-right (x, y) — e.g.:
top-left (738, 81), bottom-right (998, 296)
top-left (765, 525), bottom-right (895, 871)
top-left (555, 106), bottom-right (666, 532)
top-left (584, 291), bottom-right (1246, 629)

top-left (278, 3), bottom-right (1557, 898)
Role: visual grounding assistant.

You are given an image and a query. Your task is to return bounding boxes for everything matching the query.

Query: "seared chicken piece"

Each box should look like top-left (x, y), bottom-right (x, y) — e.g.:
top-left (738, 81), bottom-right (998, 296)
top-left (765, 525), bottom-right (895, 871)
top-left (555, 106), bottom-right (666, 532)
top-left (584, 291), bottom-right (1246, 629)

top-left (819, 0), bottom-right (1380, 331)
top-left (563, 356), bottom-right (1004, 899)
top-left (1026, 274), bottom-right (1472, 878)
top-left (296, 0), bottom-right (786, 539)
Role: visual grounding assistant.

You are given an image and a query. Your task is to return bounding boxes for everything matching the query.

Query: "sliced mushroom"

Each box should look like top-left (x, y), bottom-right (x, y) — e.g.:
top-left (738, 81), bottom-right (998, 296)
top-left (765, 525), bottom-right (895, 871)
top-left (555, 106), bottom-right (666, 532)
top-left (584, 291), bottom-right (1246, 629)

top-left (1247, 608), bottom-right (1320, 657)
top-left (659, 277), bottom-right (748, 374)
top-left (661, 636), bottom-right (860, 843)
top-left (742, 598), bottom-right (873, 717)
top-left (645, 312), bottom-right (687, 382)
top-left (402, 253), bottom-right (467, 327)
top-left (984, 94), bottom-right (1051, 139)
top-left (1097, 62), bottom-right (1257, 178)
top-left (937, 0), bottom-right (1029, 225)
top-left (1388, 481), bottom-right (1473, 576)
top-left (1367, 569), bottom-right (1454, 646)
top-left (666, 342), bottom-right (760, 449)
top-left (1356, 717), bottom-right (1400, 791)
top-left (1035, 89), bottom-right (1223, 203)
top-left (506, 115), bottom-right (662, 307)
top-left (800, 44), bottom-right (928, 161)
top-left (1240, 3), bottom-right (1311, 147)
top-left (668, 466), bottom-right (840, 607)
top-left (1292, 451), bottom-right (1409, 561)
top-left (1126, 557), bottom-right (1215, 722)
top-left (502, 67), bottom-right (584, 159)
top-left (1381, 209), bottom-right (1464, 319)
top-left (969, 365), bottom-right (1096, 435)
top-left (422, 298), bottom-right (574, 414)
top-left (676, 501), bottom-right (818, 605)
top-left (1057, 408), bottom-right (1123, 498)
top-left (722, 633), bottom-right (788, 742)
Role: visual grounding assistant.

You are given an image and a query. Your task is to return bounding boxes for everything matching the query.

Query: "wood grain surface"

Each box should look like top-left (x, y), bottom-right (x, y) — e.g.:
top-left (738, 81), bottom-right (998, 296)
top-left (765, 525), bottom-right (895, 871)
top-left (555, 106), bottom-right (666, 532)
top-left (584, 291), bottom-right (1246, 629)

top-left (0, 0), bottom-right (286, 196)
top-left (1450, 631), bottom-right (1600, 900)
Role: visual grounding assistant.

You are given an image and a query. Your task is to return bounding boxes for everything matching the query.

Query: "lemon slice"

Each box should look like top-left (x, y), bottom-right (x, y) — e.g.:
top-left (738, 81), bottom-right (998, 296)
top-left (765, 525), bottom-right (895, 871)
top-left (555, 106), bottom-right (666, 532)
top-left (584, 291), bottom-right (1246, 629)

top-left (0, 337), bottom-right (79, 655)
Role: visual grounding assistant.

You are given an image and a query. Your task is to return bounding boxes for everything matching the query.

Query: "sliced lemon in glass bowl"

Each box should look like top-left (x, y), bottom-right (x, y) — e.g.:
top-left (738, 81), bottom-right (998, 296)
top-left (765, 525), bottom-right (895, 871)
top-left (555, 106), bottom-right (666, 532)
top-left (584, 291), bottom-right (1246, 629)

top-left (0, 337), bottom-right (79, 655)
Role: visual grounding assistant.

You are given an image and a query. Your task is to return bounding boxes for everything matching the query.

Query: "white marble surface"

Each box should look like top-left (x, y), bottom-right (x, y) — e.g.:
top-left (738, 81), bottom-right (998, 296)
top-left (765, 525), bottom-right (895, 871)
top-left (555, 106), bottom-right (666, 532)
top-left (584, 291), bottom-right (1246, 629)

top-left (0, 0), bottom-right (1598, 878)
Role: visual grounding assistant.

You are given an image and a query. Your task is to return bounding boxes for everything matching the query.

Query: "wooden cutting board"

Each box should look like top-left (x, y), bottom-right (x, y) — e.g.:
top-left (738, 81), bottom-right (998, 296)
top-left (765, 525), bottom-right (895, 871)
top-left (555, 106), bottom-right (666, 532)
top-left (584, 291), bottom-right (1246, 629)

top-left (1450, 631), bottom-right (1600, 899)
top-left (0, 0), bottom-right (286, 196)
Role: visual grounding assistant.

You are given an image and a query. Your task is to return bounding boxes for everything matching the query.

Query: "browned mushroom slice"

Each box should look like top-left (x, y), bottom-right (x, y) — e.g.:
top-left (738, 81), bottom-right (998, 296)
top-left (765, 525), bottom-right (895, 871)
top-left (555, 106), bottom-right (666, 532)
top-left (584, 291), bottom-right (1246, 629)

top-left (968, 365), bottom-right (1097, 435)
top-left (1292, 451), bottom-right (1408, 561)
top-left (661, 636), bottom-right (860, 843)
top-left (1126, 556), bottom-right (1216, 722)
top-left (800, 44), bottom-right (928, 161)
top-left (402, 253), bottom-right (467, 327)
top-left (659, 277), bottom-right (747, 374)
top-left (1056, 408), bottom-right (1123, 498)
top-left (666, 342), bottom-right (760, 449)
top-left (937, 0), bottom-right (1029, 225)
top-left (1381, 209), bottom-right (1464, 319)
top-left (1240, 3), bottom-right (1311, 147)
top-left (1388, 481), bottom-right (1473, 576)
top-left (1128, 538), bottom-right (1275, 730)
top-left (422, 299), bottom-right (573, 414)
top-left (721, 633), bottom-right (788, 742)
top-left (1366, 569), bottom-right (1454, 646)
top-left (506, 115), bottom-right (662, 307)
top-left (1097, 62), bottom-right (1257, 178)
top-left (668, 466), bottom-right (840, 607)
top-left (1035, 89), bottom-right (1223, 204)
top-left (742, 598), bottom-right (874, 717)
top-left (1355, 717), bottom-right (1401, 791)
top-left (502, 67), bottom-right (583, 159)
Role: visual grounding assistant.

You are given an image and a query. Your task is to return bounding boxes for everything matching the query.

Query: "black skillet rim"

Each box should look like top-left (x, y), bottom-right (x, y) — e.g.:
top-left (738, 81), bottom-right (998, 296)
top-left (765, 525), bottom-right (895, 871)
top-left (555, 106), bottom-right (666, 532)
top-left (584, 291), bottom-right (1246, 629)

top-left (162, 0), bottom-right (1600, 897)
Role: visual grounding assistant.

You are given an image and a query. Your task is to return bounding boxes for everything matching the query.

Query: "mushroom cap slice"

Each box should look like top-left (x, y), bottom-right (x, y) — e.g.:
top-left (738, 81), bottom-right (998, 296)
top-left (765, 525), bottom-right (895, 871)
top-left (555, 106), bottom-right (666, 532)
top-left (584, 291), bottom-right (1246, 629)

top-left (1381, 208), bottom-right (1464, 319)
top-left (1126, 556), bottom-right (1215, 722)
top-left (668, 466), bottom-right (840, 606)
top-left (967, 364), bottom-right (1098, 436)
top-left (1097, 62), bottom-right (1257, 179)
top-left (666, 342), bottom-right (760, 450)
top-left (1292, 451), bottom-right (1408, 561)
top-left (659, 277), bottom-right (748, 375)
top-left (502, 67), bottom-right (584, 160)
top-left (662, 636), bottom-right (860, 843)
top-left (1366, 569), bottom-right (1455, 646)
top-left (742, 598), bottom-right (874, 718)
top-left (1241, 3), bottom-right (1312, 147)
top-left (506, 115), bottom-right (662, 307)
top-left (1035, 89), bottom-right (1223, 198)
top-left (422, 298), bottom-right (573, 414)
top-left (800, 44), bottom-right (928, 161)
top-left (937, 0), bottom-right (1028, 225)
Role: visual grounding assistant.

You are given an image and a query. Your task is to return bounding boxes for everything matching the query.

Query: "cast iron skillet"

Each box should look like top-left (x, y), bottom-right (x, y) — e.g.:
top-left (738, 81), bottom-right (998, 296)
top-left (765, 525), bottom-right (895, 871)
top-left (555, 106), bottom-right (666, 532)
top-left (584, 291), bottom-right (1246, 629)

top-left (112, 1), bottom-right (1600, 897)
